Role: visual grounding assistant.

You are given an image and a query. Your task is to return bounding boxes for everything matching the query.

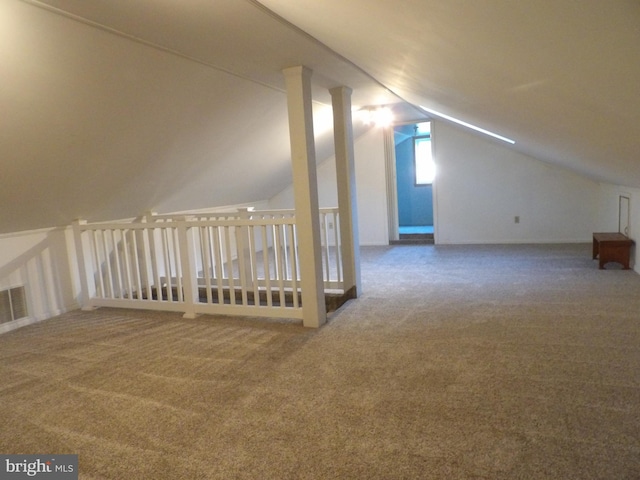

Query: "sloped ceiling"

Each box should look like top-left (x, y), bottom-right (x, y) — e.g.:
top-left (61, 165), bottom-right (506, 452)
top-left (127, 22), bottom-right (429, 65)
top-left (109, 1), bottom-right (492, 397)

top-left (1, 0), bottom-right (639, 234)
top-left (0, 0), bottom-right (404, 234)
top-left (260, 0), bottom-right (640, 184)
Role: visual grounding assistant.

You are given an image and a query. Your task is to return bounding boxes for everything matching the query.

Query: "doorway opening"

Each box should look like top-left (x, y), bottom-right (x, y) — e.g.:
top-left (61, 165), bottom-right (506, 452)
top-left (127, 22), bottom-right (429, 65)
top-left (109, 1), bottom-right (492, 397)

top-left (393, 121), bottom-right (434, 243)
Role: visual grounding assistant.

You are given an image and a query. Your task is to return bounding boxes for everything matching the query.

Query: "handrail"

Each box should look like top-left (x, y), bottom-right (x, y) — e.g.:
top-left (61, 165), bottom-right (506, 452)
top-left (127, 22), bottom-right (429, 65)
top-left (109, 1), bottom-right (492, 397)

top-left (73, 208), bottom-right (343, 320)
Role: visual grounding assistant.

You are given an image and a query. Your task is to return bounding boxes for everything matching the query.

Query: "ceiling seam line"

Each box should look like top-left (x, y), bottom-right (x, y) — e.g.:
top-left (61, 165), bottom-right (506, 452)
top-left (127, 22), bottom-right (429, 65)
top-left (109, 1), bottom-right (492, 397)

top-left (250, 0), bottom-right (418, 110)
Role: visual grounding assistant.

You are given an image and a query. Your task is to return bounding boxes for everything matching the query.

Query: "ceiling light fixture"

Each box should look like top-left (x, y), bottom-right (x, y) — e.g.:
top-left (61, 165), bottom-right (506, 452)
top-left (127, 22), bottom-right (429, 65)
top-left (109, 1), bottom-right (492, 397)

top-left (359, 107), bottom-right (394, 128)
top-left (419, 106), bottom-right (515, 144)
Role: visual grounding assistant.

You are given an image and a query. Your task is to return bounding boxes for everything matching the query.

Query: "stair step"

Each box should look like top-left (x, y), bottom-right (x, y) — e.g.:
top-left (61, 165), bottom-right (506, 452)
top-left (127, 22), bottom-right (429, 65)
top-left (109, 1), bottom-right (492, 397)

top-left (400, 233), bottom-right (433, 239)
top-left (391, 233), bottom-right (434, 245)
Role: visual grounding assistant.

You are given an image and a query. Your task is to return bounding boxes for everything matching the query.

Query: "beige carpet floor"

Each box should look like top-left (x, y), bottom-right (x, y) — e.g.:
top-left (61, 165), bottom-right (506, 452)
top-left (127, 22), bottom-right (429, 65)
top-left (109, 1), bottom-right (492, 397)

top-left (1, 243), bottom-right (639, 479)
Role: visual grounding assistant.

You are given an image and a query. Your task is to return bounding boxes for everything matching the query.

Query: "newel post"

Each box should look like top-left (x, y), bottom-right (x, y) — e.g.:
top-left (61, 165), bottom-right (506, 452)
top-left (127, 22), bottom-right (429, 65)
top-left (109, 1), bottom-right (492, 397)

top-left (236, 208), bottom-right (255, 288)
top-left (177, 218), bottom-right (199, 319)
top-left (72, 219), bottom-right (95, 311)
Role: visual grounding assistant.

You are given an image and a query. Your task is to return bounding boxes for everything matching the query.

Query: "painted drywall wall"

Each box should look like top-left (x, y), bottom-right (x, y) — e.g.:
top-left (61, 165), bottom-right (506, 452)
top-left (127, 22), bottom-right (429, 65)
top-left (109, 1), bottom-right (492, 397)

top-left (0, 227), bottom-right (79, 333)
top-left (271, 120), bottom-right (600, 246)
top-left (0, 124), bottom-right (628, 335)
top-left (395, 135), bottom-right (433, 226)
top-left (269, 127), bottom-right (388, 246)
top-left (433, 121), bottom-right (599, 244)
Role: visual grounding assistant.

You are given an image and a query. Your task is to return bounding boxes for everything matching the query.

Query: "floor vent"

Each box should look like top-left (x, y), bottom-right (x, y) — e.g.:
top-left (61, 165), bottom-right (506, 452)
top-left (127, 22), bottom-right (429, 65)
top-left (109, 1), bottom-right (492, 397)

top-left (0, 286), bottom-right (28, 323)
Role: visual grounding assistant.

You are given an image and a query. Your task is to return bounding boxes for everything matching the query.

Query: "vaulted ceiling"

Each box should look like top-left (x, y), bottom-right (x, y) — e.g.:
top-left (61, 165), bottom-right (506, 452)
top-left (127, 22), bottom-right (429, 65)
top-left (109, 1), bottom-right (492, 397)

top-left (1, 0), bottom-right (638, 234)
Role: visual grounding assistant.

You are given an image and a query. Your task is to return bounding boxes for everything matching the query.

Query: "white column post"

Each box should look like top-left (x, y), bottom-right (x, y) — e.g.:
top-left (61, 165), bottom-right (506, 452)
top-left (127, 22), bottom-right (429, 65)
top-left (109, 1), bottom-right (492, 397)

top-left (237, 208), bottom-right (254, 286)
top-left (330, 86), bottom-right (361, 296)
top-left (384, 127), bottom-right (400, 242)
top-left (177, 219), bottom-right (199, 319)
top-left (72, 219), bottom-right (96, 310)
top-left (283, 66), bottom-right (326, 328)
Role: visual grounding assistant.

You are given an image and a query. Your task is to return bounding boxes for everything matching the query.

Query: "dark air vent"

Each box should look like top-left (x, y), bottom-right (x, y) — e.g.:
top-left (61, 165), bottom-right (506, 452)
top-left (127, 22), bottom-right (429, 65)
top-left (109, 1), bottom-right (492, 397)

top-left (0, 286), bottom-right (28, 323)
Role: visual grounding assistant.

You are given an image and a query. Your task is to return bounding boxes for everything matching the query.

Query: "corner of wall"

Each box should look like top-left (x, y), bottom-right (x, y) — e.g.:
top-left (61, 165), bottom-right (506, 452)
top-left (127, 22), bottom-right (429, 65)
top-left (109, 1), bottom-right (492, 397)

top-left (0, 226), bottom-right (80, 334)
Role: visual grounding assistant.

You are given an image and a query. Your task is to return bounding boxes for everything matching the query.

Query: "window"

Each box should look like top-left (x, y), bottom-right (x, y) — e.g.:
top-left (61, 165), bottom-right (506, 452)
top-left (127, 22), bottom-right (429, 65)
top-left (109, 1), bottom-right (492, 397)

top-left (414, 135), bottom-right (435, 185)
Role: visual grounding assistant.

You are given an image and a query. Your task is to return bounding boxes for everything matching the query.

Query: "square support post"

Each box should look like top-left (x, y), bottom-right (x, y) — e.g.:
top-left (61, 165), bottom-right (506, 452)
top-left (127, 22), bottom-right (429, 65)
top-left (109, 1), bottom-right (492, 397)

top-left (177, 220), bottom-right (199, 319)
top-left (72, 219), bottom-right (96, 311)
top-left (283, 66), bottom-right (326, 328)
top-left (330, 86), bottom-right (361, 296)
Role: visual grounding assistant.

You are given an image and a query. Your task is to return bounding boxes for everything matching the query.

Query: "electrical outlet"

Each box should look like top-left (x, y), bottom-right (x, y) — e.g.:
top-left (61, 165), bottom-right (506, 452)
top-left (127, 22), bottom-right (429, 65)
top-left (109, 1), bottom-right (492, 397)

top-left (514, 216), bottom-right (520, 224)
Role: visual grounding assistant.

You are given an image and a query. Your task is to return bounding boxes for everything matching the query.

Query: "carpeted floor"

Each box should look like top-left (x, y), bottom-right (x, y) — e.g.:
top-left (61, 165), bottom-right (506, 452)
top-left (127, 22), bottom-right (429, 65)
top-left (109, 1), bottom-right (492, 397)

top-left (1, 243), bottom-right (639, 479)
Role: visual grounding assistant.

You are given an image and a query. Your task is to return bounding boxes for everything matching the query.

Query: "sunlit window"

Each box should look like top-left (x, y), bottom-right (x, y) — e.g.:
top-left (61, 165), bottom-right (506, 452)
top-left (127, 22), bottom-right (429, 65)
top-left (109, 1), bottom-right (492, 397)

top-left (414, 135), bottom-right (435, 185)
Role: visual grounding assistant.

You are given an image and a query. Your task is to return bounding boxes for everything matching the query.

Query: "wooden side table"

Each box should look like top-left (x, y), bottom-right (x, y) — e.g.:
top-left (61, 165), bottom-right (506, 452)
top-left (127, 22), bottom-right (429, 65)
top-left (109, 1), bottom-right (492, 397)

top-left (592, 232), bottom-right (635, 270)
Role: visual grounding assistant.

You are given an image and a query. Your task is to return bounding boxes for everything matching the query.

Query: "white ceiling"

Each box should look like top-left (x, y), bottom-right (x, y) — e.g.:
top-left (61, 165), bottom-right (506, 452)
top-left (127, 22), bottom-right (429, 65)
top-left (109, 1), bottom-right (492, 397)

top-left (260, 0), bottom-right (640, 182)
top-left (1, 0), bottom-right (638, 234)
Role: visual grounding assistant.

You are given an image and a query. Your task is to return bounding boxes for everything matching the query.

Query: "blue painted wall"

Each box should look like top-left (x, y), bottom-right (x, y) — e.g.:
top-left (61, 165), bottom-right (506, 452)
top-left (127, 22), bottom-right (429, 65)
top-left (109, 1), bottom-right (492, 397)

top-left (395, 125), bottom-right (433, 226)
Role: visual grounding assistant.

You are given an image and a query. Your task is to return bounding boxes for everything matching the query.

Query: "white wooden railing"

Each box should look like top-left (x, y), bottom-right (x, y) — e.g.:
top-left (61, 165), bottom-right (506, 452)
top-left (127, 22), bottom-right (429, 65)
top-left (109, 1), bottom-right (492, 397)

top-left (73, 208), bottom-right (342, 320)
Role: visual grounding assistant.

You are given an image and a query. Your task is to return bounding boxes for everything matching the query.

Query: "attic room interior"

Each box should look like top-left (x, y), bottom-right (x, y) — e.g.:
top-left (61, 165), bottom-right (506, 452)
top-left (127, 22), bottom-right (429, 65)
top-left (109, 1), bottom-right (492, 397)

top-left (1, 1), bottom-right (639, 478)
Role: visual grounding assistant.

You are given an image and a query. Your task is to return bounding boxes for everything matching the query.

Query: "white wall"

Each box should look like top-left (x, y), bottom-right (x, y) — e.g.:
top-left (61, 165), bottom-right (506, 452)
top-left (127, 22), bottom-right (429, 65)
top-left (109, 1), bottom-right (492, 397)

top-left (272, 121), bottom-right (601, 246)
top-left (0, 122), bottom-right (629, 335)
top-left (0, 227), bottom-right (79, 334)
top-left (433, 121), bottom-right (599, 244)
top-left (269, 127), bottom-right (389, 246)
